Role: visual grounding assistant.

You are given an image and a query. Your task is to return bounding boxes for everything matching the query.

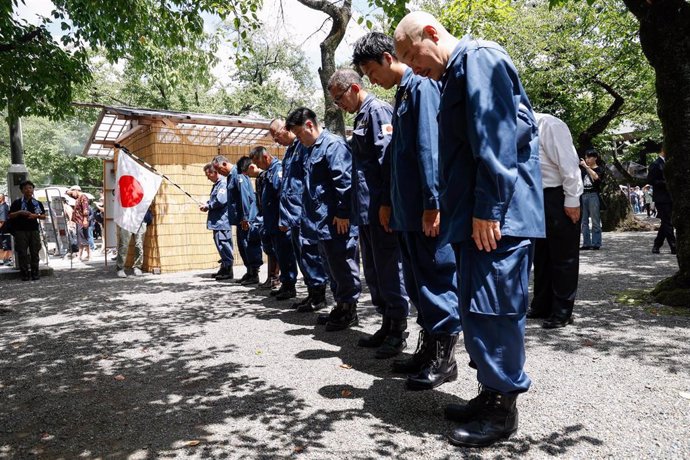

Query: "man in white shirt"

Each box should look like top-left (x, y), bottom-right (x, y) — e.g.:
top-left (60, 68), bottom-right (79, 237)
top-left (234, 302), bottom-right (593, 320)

top-left (528, 113), bottom-right (583, 328)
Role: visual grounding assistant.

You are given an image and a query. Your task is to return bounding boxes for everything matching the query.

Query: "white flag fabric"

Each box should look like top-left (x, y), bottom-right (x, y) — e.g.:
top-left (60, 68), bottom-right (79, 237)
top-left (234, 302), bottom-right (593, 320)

top-left (114, 152), bottom-right (162, 233)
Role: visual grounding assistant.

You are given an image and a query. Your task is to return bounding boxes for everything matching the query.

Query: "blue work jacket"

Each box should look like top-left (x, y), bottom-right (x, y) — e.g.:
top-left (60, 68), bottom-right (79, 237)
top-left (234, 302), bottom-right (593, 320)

top-left (350, 93), bottom-right (393, 226)
top-left (261, 157), bottom-right (283, 234)
top-left (207, 177), bottom-right (231, 230)
top-left (228, 166), bottom-right (258, 225)
top-left (386, 67), bottom-right (442, 232)
top-left (225, 168), bottom-right (239, 226)
top-left (301, 129), bottom-right (357, 241)
top-left (438, 36), bottom-right (545, 245)
top-left (279, 139), bottom-right (307, 229)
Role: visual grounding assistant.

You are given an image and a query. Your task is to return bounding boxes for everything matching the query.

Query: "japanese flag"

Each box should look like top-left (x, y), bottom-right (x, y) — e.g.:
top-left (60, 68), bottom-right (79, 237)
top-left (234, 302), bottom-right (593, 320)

top-left (114, 152), bottom-right (162, 233)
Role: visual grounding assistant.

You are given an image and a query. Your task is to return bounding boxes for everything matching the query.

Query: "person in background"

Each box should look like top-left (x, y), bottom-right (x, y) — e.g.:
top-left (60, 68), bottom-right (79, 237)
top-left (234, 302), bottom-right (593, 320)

top-left (235, 156), bottom-right (263, 284)
top-left (0, 193), bottom-right (12, 265)
top-left (579, 149), bottom-right (603, 250)
top-left (528, 113), bottom-right (583, 329)
top-left (648, 147), bottom-right (676, 254)
top-left (642, 185), bottom-right (654, 218)
top-left (9, 180), bottom-right (46, 281)
top-left (115, 209), bottom-right (151, 278)
top-left (66, 185), bottom-right (91, 261)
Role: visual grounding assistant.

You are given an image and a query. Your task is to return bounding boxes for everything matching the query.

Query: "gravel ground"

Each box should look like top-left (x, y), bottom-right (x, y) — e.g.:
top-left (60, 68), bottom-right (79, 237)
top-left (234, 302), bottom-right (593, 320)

top-left (0, 231), bottom-right (688, 459)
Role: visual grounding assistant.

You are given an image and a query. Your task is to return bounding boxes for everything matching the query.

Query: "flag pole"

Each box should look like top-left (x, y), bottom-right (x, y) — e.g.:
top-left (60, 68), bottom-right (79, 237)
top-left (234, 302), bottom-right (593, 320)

top-left (114, 144), bottom-right (205, 206)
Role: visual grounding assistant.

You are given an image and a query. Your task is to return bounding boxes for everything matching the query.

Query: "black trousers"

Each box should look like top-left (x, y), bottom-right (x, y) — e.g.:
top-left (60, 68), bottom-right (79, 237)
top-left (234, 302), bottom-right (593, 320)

top-left (653, 202), bottom-right (676, 250)
top-left (531, 187), bottom-right (580, 320)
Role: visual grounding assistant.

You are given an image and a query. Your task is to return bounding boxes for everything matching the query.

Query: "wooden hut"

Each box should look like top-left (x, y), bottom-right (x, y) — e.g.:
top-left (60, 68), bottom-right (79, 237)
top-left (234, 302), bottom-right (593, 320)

top-left (81, 105), bottom-right (284, 273)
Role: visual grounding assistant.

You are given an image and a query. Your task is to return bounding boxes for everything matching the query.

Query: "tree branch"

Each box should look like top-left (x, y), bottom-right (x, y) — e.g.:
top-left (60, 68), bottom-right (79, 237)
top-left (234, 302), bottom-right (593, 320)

top-left (0, 27), bottom-right (44, 53)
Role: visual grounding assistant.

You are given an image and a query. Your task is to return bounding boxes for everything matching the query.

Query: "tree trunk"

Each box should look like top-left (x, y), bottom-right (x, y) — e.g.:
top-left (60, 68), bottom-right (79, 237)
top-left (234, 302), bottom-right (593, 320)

top-left (624, 0), bottom-right (690, 305)
top-left (296, 0), bottom-right (351, 135)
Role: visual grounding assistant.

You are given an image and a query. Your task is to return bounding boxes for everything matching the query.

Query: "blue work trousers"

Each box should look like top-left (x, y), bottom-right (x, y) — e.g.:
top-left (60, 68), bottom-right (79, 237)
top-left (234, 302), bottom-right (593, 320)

top-left (581, 192), bottom-right (602, 248)
top-left (318, 235), bottom-right (361, 303)
top-left (359, 224), bottom-right (409, 320)
top-left (271, 230), bottom-right (297, 285)
top-left (399, 231), bottom-right (461, 334)
top-left (213, 229), bottom-right (234, 268)
top-left (290, 227), bottom-right (328, 287)
top-left (453, 237), bottom-right (534, 394)
top-left (236, 226), bottom-right (263, 270)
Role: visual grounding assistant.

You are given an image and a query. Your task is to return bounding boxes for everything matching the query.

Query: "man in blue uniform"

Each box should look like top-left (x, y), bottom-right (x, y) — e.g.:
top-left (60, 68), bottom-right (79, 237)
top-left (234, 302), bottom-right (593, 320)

top-left (352, 32), bottom-right (462, 384)
top-left (327, 68), bottom-right (410, 359)
top-left (269, 118), bottom-right (329, 312)
top-left (249, 146), bottom-right (298, 300)
top-left (285, 107), bottom-right (362, 332)
top-left (235, 156), bottom-right (263, 284)
top-left (212, 154), bottom-right (262, 284)
top-left (200, 163), bottom-right (234, 281)
top-left (395, 12), bottom-right (545, 447)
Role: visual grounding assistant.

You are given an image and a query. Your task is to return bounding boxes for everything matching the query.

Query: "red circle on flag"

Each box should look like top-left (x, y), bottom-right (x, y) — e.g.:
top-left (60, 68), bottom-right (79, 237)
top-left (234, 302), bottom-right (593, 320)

top-left (119, 175), bottom-right (144, 208)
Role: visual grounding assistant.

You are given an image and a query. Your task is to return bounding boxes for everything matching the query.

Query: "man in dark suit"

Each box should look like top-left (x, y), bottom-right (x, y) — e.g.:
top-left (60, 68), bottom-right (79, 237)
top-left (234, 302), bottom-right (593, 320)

top-left (648, 147), bottom-right (676, 254)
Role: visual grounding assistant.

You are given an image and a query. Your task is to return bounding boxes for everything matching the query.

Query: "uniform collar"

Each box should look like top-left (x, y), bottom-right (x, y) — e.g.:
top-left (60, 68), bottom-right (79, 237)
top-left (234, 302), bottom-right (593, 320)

top-left (356, 93), bottom-right (376, 120)
top-left (269, 157), bottom-right (280, 169)
top-left (312, 129), bottom-right (329, 148)
top-left (400, 67), bottom-right (414, 89)
top-left (442, 35), bottom-right (472, 86)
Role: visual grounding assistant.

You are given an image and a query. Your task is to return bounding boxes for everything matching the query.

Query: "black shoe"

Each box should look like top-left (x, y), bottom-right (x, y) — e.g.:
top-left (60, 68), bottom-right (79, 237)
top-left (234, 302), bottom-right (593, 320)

top-left (526, 307), bottom-right (549, 319)
top-left (298, 285), bottom-right (327, 312)
top-left (31, 272), bottom-right (40, 281)
top-left (375, 334), bottom-right (407, 359)
top-left (292, 294), bottom-right (312, 309)
top-left (21, 270), bottom-right (31, 281)
top-left (591, 246), bottom-right (600, 250)
top-left (580, 246), bottom-right (591, 250)
top-left (239, 269), bottom-right (259, 285)
top-left (392, 330), bottom-right (434, 374)
top-left (542, 316), bottom-right (574, 329)
top-left (358, 317), bottom-right (392, 348)
top-left (445, 385), bottom-right (494, 423)
top-left (215, 267), bottom-right (234, 281)
top-left (406, 334), bottom-right (459, 391)
top-left (652, 246), bottom-right (660, 254)
top-left (447, 391), bottom-right (518, 448)
top-left (324, 302), bottom-right (358, 331)
top-left (276, 284), bottom-right (297, 300)
top-left (671, 247), bottom-right (677, 255)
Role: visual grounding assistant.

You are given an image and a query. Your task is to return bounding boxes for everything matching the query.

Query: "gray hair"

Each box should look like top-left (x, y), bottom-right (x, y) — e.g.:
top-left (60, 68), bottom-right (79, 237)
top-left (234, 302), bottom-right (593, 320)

top-left (327, 68), bottom-right (363, 91)
top-left (203, 163), bottom-right (215, 173)
top-left (212, 155), bottom-right (229, 165)
top-left (248, 146), bottom-right (267, 161)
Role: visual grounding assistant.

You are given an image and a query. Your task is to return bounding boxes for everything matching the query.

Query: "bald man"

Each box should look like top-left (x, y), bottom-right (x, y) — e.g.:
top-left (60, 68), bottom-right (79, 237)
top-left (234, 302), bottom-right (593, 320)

top-left (395, 12), bottom-right (545, 448)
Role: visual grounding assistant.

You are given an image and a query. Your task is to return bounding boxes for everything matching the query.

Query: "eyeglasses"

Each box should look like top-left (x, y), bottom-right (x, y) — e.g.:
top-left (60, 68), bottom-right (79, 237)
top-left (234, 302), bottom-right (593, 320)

top-left (332, 86), bottom-right (351, 105)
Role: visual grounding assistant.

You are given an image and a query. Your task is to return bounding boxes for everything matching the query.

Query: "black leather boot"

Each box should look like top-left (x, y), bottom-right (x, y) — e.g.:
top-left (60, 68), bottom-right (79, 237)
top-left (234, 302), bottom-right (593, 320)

top-left (374, 318), bottom-right (408, 359)
top-left (240, 267), bottom-right (260, 285)
top-left (406, 334), bottom-right (458, 391)
top-left (324, 302), bottom-right (358, 331)
top-left (298, 285), bottom-right (327, 312)
top-left (357, 316), bottom-right (391, 348)
top-left (276, 283), bottom-right (297, 300)
top-left (215, 266), bottom-right (234, 281)
top-left (392, 330), bottom-right (434, 373)
top-left (447, 390), bottom-right (518, 447)
top-left (292, 286), bottom-right (313, 309)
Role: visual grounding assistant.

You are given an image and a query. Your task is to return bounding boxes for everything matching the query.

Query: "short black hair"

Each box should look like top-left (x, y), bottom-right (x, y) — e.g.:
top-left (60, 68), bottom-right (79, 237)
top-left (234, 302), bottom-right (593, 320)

top-left (237, 156), bottom-right (252, 174)
top-left (352, 32), bottom-right (396, 67)
top-left (584, 149), bottom-right (599, 158)
top-left (285, 107), bottom-right (318, 130)
top-left (19, 179), bottom-right (35, 190)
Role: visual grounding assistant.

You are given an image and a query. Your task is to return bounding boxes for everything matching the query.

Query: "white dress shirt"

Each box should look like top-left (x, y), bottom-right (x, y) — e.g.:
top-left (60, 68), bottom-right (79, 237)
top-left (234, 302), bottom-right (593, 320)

top-left (535, 113), bottom-right (584, 208)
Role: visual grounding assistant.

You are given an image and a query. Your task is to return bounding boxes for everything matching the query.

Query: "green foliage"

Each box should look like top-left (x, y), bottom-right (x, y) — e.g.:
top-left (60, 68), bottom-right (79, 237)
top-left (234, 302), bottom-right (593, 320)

top-left (0, 115), bottom-right (102, 189)
top-left (1, 0), bottom-right (262, 121)
top-left (417, 0), bottom-right (658, 150)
